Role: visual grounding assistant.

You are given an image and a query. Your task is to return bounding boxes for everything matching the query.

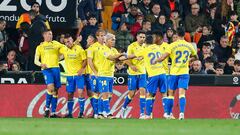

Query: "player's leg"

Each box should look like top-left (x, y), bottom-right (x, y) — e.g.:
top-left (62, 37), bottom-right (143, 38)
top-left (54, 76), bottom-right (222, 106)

top-left (77, 75), bottom-right (85, 118)
top-left (167, 75), bottom-right (178, 117)
top-left (50, 68), bottom-right (62, 118)
top-left (139, 74), bottom-right (147, 119)
top-left (90, 75), bottom-right (99, 118)
top-left (145, 76), bottom-right (158, 119)
top-left (98, 77), bottom-right (110, 119)
top-left (42, 69), bottom-right (54, 118)
top-left (178, 74), bottom-right (190, 120)
top-left (85, 74), bottom-right (94, 115)
top-left (121, 75), bottom-right (137, 118)
top-left (159, 74), bottom-right (169, 119)
top-left (65, 76), bottom-right (75, 118)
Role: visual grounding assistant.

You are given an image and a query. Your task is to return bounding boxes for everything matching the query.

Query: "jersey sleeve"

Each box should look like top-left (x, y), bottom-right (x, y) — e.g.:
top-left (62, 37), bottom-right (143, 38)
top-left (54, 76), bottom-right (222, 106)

top-left (190, 44), bottom-right (197, 56)
top-left (59, 46), bottom-right (66, 54)
top-left (127, 45), bottom-right (133, 55)
top-left (165, 43), bottom-right (173, 54)
top-left (35, 46), bottom-right (41, 57)
top-left (87, 47), bottom-right (94, 58)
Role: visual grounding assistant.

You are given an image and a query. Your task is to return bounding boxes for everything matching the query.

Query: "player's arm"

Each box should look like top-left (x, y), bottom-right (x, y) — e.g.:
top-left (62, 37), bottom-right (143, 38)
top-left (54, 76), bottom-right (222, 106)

top-left (78, 59), bottom-right (87, 76)
top-left (34, 47), bottom-right (47, 69)
top-left (88, 58), bottom-right (97, 75)
top-left (153, 52), bottom-right (170, 64)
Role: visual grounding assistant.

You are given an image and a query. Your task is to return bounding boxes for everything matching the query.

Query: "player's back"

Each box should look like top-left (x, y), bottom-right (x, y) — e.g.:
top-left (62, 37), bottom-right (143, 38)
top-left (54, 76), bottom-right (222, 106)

top-left (167, 40), bottom-right (197, 75)
top-left (137, 44), bottom-right (165, 77)
top-left (36, 40), bottom-right (64, 68)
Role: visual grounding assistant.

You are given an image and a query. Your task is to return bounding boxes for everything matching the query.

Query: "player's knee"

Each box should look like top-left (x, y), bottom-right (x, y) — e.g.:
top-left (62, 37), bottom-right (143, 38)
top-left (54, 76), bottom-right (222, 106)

top-left (179, 89), bottom-right (185, 96)
top-left (168, 90), bottom-right (174, 96)
top-left (78, 89), bottom-right (84, 97)
top-left (128, 91), bottom-right (135, 98)
top-left (68, 93), bottom-right (74, 100)
top-left (102, 92), bottom-right (108, 99)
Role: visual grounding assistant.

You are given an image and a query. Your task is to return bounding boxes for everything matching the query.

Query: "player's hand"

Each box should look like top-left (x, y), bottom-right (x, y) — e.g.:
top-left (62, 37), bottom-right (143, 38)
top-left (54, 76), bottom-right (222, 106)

top-left (119, 55), bottom-right (127, 61)
top-left (77, 70), bottom-right (83, 76)
top-left (76, 35), bottom-right (82, 43)
top-left (41, 64), bottom-right (48, 69)
top-left (136, 56), bottom-right (143, 61)
top-left (130, 65), bottom-right (138, 72)
top-left (152, 59), bottom-right (158, 65)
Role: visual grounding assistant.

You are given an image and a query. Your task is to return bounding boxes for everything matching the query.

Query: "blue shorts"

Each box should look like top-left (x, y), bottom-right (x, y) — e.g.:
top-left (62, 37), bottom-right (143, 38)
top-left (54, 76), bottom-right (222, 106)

top-left (147, 74), bottom-right (167, 94)
top-left (98, 77), bottom-right (113, 93)
top-left (84, 74), bottom-right (91, 91)
top-left (42, 67), bottom-right (61, 89)
top-left (166, 75), bottom-right (170, 90)
top-left (90, 75), bottom-right (99, 93)
top-left (66, 75), bottom-right (84, 93)
top-left (168, 74), bottom-right (190, 90)
top-left (128, 74), bottom-right (147, 91)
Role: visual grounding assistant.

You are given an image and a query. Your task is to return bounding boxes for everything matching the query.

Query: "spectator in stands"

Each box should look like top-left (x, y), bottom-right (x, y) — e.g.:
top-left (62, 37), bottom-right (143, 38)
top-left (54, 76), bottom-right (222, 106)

top-left (78, 0), bottom-right (103, 27)
top-left (56, 34), bottom-right (65, 44)
top-left (196, 25), bottom-right (216, 49)
top-left (3, 50), bottom-right (19, 71)
top-left (163, 26), bottom-right (175, 43)
top-left (164, 0), bottom-right (182, 18)
top-left (152, 14), bottom-right (172, 34)
top-left (170, 9), bottom-right (184, 31)
top-left (115, 22), bottom-right (134, 52)
top-left (12, 62), bottom-right (21, 72)
top-left (141, 20), bottom-right (151, 34)
top-left (224, 55), bottom-right (235, 74)
top-left (112, 0), bottom-right (132, 31)
top-left (215, 64), bottom-right (224, 76)
top-left (138, 0), bottom-right (152, 16)
top-left (225, 11), bottom-right (240, 45)
top-left (16, 2), bottom-right (50, 30)
top-left (130, 14), bottom-right (144, 37)
top-left (0, 19), bottom-right (7, 61)
top-left (213, 36), bottom-right (233, 62)
top-left (190, 60), bottom-right (206, 74)
top-left (145, 3), bottom-right (162, 23)
top-left (181, 0), bottom-right (199, 18)
top-left (28, 10), bottom-right (47, 71)
top-left (232, 59), bottom-right (240, 75)
top-left (221, 0), bottom-right (235, 21)
top-left (204, 57), bottom-right (216, 74)
top-left (80, 14), bottom-right (98, 49)
top-left (121, 6), bottom-right (140, 27)
top-left (208, 3), bottom-right (225, 42)
top-left (185, 3), bottom-right (208, 36)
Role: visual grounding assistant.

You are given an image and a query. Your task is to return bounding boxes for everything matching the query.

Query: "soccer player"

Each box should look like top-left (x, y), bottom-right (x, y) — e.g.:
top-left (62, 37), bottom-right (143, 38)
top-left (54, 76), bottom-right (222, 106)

top-left (121, 31), bottom-right (147, 119)
top-left (84, 35), bottom-right (97, 117)
top-left (87, 29), bottom-right (106, 118)
top-left (59, 34), bottom-right (87, 118)
top-left (34, 29), bottom-right (65, 118)
top-left (152, 31), bottom-right (171, 119)
top-left (98, 33), bottom-right (126, 118)
top-left (127, 35), bottom-right (167, 119)
top-left (154, 27), bottom-right (198, 120)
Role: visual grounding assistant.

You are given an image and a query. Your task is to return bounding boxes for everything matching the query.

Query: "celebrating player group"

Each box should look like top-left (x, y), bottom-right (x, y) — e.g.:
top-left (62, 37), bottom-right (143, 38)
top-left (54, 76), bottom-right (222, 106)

top-left (34, 27), bottom-right (198, 120)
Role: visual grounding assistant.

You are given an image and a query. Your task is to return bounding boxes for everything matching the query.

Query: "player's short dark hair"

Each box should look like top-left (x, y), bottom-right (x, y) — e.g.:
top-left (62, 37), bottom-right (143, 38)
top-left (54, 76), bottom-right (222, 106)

top-left (31, 2), bottom-right (40, 7)
top-left (234, 60), bottom-right (240, 65)
top-left (64, 33), bottom-right (72, 39)
top-left (136, 30), bottom-right (146, 36)
top-left (42, 29), bottom-right (52, 35)
top-left (146, 35), bottom-right (153, 44)
top-left (176, 27), bottom-right (185, 37)
top-left (151, 30), bottom-right (163, 38)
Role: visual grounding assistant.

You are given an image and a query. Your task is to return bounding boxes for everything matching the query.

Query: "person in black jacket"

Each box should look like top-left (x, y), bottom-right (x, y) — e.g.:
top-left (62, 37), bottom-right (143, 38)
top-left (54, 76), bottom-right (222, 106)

top-left (28, 10), bottom-right (47, 71)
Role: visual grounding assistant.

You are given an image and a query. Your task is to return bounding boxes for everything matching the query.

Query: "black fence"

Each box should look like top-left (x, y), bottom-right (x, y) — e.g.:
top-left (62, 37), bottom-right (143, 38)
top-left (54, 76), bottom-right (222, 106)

top-left (0, 71), bottom-right (240, 86)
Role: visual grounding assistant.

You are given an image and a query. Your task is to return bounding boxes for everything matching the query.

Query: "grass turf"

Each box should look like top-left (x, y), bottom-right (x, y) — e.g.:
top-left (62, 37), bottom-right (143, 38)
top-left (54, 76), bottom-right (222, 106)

top-left (0, 118), bottom-right (239, 135)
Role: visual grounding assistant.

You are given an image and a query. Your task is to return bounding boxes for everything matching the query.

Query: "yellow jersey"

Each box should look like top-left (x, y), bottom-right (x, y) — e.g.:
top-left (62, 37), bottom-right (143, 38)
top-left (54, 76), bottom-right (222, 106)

top-left (159, 42), bottom-right (170, 75)
top-left (127, 41), bottom-right (146, 75)
top-left (35, 40), bottom-right (65, 69)
top-left (87, 42), bottom-right (104, 75)
top-left (136, 44), bottom-right (166, 77)
top-left (166, 40), bottom-right (197, 75)
top-left (59, 44), bottom-right (86, 76)
top-left (98, 45), bottom-right (119, 77)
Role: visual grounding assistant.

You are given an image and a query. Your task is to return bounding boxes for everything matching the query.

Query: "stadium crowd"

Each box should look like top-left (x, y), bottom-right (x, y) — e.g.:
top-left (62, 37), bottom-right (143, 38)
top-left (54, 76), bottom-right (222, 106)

top-left (1, 0), bottom-right (240, 76)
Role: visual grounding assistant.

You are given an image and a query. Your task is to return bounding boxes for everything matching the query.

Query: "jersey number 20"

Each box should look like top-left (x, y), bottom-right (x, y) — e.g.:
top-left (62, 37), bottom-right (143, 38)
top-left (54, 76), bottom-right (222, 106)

top-left (148, 52), bottom-right (161, 65)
